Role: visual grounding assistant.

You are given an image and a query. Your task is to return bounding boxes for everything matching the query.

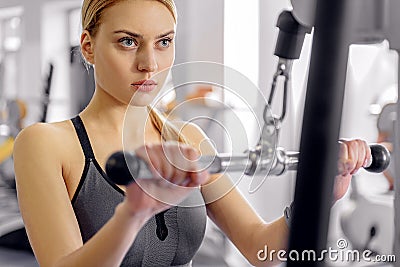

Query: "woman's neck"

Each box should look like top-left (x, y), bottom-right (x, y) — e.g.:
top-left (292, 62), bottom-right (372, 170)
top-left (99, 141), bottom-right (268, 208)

top-left (79, 88), bottom-right (156, 141)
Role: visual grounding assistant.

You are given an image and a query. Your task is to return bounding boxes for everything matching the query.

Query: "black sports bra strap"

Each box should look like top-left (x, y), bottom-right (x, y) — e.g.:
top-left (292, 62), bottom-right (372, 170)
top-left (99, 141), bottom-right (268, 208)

top-left (71, 116), bottom-right (95, 159)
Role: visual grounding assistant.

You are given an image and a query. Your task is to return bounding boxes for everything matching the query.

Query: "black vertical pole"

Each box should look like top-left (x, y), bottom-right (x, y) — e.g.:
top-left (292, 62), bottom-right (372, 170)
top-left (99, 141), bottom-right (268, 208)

top-left (287, 0), bottom-right (352, 266)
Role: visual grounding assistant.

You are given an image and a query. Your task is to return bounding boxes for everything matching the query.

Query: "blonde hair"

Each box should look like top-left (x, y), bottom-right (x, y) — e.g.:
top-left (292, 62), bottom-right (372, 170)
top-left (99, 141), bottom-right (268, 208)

top-left (81, 0), bottom-right (177, 37)
top-left (148, 107), bottom-right (188, 144)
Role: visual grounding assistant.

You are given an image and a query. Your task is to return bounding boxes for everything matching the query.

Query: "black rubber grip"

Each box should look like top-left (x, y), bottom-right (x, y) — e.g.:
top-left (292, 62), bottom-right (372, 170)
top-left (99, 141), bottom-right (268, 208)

top-left (105, 151), bottom-right (139, 186)
top-left (364, 144), bottom-right (390, 173)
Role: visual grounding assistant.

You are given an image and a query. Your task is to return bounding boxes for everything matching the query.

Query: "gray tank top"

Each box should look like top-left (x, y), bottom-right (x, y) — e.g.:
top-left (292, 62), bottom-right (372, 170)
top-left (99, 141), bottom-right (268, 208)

top-left (71, 116), bottom-right (207, 267)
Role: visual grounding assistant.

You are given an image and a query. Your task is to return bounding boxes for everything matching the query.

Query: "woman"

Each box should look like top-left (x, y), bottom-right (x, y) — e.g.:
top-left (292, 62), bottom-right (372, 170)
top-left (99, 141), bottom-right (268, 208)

top-left (13, 0), bottom-right (372, 266)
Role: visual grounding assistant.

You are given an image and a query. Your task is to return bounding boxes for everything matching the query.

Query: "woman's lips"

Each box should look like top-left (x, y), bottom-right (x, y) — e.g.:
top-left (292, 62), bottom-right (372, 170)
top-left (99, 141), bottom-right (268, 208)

top-left (131, 80), bottom-right (158, 92)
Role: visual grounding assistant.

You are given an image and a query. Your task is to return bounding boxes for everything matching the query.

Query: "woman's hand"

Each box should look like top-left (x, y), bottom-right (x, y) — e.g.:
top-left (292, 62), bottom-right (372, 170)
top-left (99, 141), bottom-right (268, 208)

top-left (121, 142), bottom-right (210, 220)
top-left (333, 139), bottom-right (372, 202)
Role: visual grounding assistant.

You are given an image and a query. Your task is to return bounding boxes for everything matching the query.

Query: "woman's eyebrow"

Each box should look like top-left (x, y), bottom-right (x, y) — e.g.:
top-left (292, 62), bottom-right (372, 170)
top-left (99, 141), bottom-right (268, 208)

top-left (155, 30), bottom-right (175, 39)
top-left (113, 30), bottom-right (141, 38)
top-left (113, 30), bottom-right (175, 39)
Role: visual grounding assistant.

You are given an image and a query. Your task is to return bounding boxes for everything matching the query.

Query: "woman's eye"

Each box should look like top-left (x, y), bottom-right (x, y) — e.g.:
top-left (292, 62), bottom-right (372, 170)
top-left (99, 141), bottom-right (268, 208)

top-left (158, 38), bottom-right (172, 48)
top-left (119, 37), bottom-right (136, 48)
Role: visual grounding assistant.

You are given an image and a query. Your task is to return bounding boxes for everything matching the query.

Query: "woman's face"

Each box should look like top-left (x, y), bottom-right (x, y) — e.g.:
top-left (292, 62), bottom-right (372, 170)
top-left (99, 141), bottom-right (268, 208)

top-left (86, 0), bottom-right (176, 106)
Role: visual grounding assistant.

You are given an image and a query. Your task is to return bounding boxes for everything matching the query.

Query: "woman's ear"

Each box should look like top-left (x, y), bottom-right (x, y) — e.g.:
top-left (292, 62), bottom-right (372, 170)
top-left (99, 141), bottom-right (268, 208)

top-left (80, 30), bottom-right (95, 65)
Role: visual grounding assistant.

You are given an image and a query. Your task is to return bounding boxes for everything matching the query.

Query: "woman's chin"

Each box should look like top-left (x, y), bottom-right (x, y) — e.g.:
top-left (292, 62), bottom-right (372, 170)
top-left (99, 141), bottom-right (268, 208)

top-left (128, 98), bottom-right (154, 107)
top-left (128, 91), bottom-right (160, 107)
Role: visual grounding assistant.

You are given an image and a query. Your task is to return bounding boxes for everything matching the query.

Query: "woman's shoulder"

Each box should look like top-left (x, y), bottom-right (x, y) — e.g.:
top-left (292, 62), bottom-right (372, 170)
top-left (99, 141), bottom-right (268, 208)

top-left (171, 120), bottom-right (206, 140)
top-left (170, 120), bottom-right (216, 155)
top-left (14, 120), bottom-right (74, 154)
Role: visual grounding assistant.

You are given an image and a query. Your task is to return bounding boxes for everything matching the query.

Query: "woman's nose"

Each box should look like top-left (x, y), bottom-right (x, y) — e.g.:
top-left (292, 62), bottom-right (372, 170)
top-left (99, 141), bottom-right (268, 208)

top-left (137, 46), bottom-right (158, 73)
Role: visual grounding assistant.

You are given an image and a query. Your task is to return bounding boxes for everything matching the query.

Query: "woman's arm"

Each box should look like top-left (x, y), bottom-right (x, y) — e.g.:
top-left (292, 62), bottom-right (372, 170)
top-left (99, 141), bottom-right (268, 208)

top-left (14, 124), bottom-right (148, 267)
top-left (202, 174), bottom-right (289, 266)
top-left (176, 121), bottom-right (286, 266)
